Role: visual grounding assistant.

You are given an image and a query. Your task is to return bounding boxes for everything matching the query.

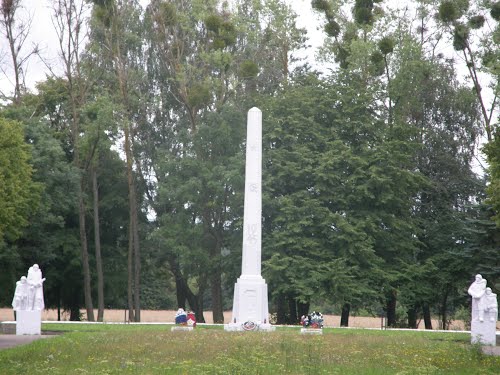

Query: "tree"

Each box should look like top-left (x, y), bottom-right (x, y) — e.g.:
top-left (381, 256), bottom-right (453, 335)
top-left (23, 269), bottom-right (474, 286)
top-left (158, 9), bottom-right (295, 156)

top-left (0, 116), bottom-right (39, 244)
top-left (51, 0), bottom-right (98, 321)
top-left (0, 113), bottom-right (40, 308)
top-left (89, 0), bottom-right (145, 321)
top-left (0, 0), bottom-right (38, 104)
top-left (260, 68), bottom-right (424, 325)
top-left (435, 0), bottom-right (498, 142)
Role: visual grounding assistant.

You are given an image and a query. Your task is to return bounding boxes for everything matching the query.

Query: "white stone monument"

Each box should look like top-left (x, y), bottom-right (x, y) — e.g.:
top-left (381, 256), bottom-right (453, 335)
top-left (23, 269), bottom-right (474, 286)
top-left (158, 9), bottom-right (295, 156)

top-left (12, 264), bottom-right (45, 335)
top-left (224, 108), bottom-right (274, 332)
top-left (468, 274), bottom-right (498, 346)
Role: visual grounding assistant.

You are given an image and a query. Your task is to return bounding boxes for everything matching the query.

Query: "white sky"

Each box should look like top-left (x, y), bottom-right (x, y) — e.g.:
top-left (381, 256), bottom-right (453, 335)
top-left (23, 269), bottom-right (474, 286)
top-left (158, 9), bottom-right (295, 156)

top-left (1, 0), bottom-right (326, 93)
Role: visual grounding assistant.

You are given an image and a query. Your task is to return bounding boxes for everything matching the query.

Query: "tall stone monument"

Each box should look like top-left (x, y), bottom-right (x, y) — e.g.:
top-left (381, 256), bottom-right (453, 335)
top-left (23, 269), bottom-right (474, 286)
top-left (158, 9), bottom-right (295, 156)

top-left (468, 274), bottom-right (498, 346)
top-left (225, 108), bottom-right (273, 332)
top-left (12, 264), bottom-right (46, 335)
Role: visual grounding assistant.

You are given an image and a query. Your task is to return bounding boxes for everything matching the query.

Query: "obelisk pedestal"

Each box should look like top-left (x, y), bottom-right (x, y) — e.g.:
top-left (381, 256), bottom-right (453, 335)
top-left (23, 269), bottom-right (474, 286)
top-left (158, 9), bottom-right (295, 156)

top-left (224, 108), bottom-right (274, 332)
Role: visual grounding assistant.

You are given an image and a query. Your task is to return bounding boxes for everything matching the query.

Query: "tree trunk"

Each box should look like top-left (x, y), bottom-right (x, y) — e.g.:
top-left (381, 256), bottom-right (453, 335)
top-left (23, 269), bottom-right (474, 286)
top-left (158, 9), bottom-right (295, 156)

top-left (124, 120), bottom-right (140, 322)
top-left (340, 303), bottom-right (350, 327)
top-left (169, 257), bottom-right (205, 323)
top-left (78, 179), bottom-right (95, 322)
top-left (423, 303), bottom-right (432, 330)
top-left (175, 271), bottom-right (187, 310)
top-left (92, 167), bottom-right (105, 322)
top-left (210, 267), bottom-right (224, 323)
top-left (3, 4), bottom-right (22, 105)
top-left (386, 290), bottom-right (397, 327)
top-left (193, 279), bottom-right (206, 324)
top-left (297, 301), bottom-right (309, 320)
top-left (407, 304), bottom-right (418, 329)
top-left (288, 296), bottom-right (298, 324)
top-left (440, 289), bottom-right (449, 330)
top-left (70, 307), bottom-right (80, 321)
top-left (133, 203), bottom-right (141, 322)
top-left (70, 289), bottom-right (81, 321)
top-left (276, 294), bottom-right (286, 324)
top-left (57, 288), bottom-right (61, 321)
top-left (127, 217), bottom-right (134, 322)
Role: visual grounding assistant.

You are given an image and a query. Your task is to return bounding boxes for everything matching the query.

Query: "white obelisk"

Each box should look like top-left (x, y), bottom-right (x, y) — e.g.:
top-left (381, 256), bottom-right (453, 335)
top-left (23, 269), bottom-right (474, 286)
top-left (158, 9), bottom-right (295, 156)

top-left (225, 107), bottom-right (273, 331)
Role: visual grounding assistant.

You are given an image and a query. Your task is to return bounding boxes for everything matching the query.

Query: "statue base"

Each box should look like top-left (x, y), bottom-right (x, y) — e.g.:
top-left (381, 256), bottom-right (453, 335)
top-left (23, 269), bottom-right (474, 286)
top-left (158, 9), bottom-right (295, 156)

top-left (300, 328), bottom-right (323, 335)
top-left (224, 322), bottom-right (275, 332)
top-left (471, 319), bottom-right (497, 346)
top-left (170, 326), bottom-right (194, 332)
top-left (16, 310), bottom-right (41, 335)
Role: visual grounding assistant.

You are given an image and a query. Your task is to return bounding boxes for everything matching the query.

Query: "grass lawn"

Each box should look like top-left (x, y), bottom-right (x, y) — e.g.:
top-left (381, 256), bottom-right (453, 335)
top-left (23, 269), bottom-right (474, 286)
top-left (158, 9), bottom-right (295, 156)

top-left (0, 324), bottom-right (499, 374)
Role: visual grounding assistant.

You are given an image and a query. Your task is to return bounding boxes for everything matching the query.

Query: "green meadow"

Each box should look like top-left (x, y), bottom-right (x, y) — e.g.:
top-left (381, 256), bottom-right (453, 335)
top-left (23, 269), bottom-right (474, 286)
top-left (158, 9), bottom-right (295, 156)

top-left (0, 324), bottom-right (499, 374)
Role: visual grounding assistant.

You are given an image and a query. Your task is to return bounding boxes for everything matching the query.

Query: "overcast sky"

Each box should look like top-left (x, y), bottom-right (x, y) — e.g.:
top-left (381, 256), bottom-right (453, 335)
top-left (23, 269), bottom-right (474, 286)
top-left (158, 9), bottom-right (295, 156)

top-left (0, 0), bottom-right (327, 94)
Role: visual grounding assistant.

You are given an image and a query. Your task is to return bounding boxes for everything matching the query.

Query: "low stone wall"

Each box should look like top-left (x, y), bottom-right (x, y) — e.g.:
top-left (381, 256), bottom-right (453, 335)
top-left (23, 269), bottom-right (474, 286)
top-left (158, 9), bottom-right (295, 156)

top-left (0, 322), bottom-right (16, 334)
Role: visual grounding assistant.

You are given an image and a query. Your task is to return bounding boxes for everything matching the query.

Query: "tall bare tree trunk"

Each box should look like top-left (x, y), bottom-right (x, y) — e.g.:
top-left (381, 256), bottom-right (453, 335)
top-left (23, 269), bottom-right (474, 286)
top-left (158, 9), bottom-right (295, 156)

top-left (133, 198), bottom-right (141, 322)
top-left (92, 167), bottom-right (104, 321)
top-left (127, 216), bottom-right (134, 322)
top-left (78, 178), bottom-right (94, 321)
top-left (2, 6), bottom-right (21, 104)
top-left (124, 121), bottom-right (140, 321)
top-left (51, 0), bottom-right (95, 323)
top-left (1, 0), bottom-right (37, 105)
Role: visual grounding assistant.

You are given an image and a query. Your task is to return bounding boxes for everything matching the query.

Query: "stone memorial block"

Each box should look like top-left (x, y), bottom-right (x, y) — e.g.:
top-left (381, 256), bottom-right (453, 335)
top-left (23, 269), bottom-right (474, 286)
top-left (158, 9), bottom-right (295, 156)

top-left (171, 308), bottom-right (194, 332)
top-left (300, 311), bottom-right (324, 335)
top-left (468, 274), bottom-right (498, 346)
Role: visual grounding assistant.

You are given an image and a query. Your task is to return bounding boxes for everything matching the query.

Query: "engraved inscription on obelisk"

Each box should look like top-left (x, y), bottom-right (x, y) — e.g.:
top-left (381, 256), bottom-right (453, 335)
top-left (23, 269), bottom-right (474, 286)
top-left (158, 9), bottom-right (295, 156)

top-left (241, 107), bottom-right (262, 276)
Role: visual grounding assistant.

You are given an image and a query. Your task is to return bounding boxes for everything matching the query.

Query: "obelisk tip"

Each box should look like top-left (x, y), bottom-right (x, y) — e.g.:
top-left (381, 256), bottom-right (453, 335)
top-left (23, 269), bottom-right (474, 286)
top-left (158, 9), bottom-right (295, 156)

top-left (248, 107), bottom-right (261, 113)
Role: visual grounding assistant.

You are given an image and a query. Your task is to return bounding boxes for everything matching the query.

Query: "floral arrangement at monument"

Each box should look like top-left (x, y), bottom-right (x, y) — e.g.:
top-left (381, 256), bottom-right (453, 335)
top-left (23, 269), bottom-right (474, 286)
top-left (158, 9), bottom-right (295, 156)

top-left (175, 308), bottom-right (187, 325)
top-left (301, 311), bottom-right (324, 329)
top-left (174, 308), bottom-right (196, 328)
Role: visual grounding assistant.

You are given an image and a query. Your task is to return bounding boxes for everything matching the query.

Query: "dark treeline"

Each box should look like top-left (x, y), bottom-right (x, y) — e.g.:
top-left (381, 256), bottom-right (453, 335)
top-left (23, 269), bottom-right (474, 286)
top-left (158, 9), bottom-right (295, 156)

top-left (0, 0), bottom-right (499, 328)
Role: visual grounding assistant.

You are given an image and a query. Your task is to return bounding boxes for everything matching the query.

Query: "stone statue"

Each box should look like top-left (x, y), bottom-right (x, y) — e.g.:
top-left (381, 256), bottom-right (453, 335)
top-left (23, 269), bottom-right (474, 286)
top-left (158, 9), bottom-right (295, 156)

top-left (481, 288), bottom-right (498, 322)
top-left (12, 276), bottom-right (29, 311)
top-left (467, 274), bottom-right (498, 322)
top-left (12, 264), bottom-right (46, 335)
top-left (468, 274), bottom-right (498, 345)
top-left (468, 274), bottom-right (487, 299)
top-left (27, 264), bottom-right (45, 311)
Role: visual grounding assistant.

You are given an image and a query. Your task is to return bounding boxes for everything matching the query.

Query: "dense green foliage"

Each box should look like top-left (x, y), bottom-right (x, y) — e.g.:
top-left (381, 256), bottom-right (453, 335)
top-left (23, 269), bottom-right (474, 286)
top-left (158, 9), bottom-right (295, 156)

top-left (0, 117), bottom-right (39, 243)
top-left (0, 0), bottom-right (498, 328)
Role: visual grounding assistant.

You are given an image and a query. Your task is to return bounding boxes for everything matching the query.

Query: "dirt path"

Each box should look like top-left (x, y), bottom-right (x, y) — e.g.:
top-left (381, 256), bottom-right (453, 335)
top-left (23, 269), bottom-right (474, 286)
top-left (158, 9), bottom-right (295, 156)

top-left (0, 335), bottom-right (56, 350)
